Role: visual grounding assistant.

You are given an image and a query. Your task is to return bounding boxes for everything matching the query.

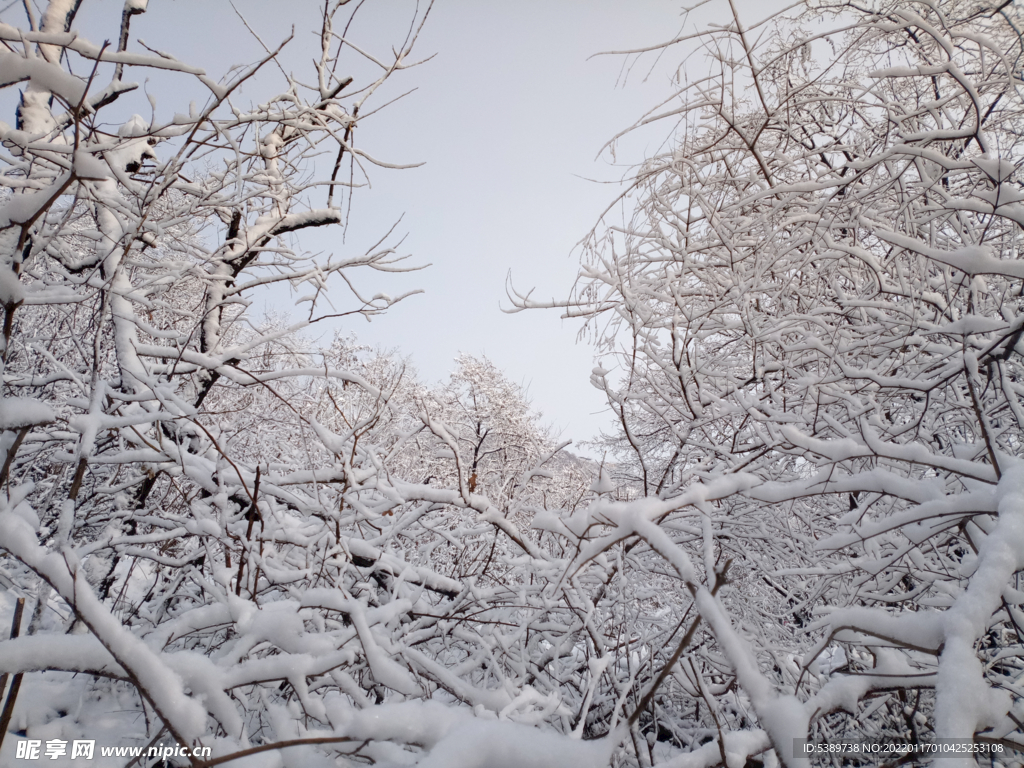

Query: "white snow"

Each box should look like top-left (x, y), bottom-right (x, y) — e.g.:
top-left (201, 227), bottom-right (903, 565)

top-left (0, 266), bottom-right (24, 305)
top-left (0, 52), bottom-right (86, 105)
top-left (0, 397), bottom-right (55, 429)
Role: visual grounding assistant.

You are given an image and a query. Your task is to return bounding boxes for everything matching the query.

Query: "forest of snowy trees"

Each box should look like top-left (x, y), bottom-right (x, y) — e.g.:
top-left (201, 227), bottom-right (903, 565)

top-left (1, 0), bottom-right (1024, 766)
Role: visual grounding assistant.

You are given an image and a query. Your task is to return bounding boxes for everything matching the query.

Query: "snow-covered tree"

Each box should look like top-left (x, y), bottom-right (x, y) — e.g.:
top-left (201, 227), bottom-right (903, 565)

top-left (515, 0), bottom-right (1024, 764)
top-left (0, 8), bottom-right (613, 767)
top-left (0, 1), bottom-right (575, 764)
top-left (9, 1), bottom-right (1024, 766)
top-left (399, 354), bottom-right (597, 581)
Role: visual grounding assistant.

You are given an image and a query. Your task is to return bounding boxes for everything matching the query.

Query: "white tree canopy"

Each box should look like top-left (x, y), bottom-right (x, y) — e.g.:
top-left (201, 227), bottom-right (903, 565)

top-left (2, 1), bottom-right (1024, 767)
top-left (512, 0), bottom-right (1024, 765)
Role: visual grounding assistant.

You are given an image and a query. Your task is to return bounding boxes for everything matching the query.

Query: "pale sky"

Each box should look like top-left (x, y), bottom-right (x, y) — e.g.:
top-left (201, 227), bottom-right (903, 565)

top-left (3, 0), bottom-right (784, 452)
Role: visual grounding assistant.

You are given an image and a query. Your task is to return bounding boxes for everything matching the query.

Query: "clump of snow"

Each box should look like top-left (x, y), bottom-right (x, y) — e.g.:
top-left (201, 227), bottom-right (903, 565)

top-left (815, 644), bottom-right (847, 676)
top-left (118, 114), bottom-right (150, 138)
top-left (11, 499), bottom-right (39, 529)
top-left (0, 53), bottom-right (87, 104)
top-left (0, 397), bottom-right (55, 430)
top-left (0, 266), bottom-right (23, 305)
top-left (73, 148), bottom-right (109, 180)
top-left (972, 154), bottom-right (1017, 183)
top-left (589, 467), bottom-right (615, 494)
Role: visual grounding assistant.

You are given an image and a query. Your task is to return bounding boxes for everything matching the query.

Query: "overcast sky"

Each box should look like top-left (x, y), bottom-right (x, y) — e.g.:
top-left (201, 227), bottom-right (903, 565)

top-left (4, 0), bottom-right (784, 453)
